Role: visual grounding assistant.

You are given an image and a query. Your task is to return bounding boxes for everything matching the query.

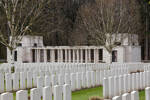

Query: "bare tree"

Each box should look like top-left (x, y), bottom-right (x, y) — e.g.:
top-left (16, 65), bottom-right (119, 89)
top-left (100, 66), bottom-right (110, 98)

top-left (0, 0), bottom-right (50, 67)
top-left (75, 0), bottom-right (141, 63)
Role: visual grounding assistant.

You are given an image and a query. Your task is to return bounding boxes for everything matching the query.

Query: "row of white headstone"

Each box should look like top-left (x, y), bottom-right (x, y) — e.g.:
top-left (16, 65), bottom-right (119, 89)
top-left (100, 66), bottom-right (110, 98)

top-left (0, 67), bottom-right (128, 93)
top-left (0, 63), bottom-right (109, 73)
top-left (112, 87), bottom-right (150, 100)
top-left (110, 63), bottom-right (150, 73)
top-left (103, 71), bottom-right (150, 99)
top-left (0, 84), bottom-right (71, 100)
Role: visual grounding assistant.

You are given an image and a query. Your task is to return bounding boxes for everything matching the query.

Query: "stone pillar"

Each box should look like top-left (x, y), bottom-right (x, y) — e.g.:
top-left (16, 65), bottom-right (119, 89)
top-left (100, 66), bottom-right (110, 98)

top-left (88, 49), bottom-right (91, 63)
top-left (85, 49), bottom-right (88, 63)
top-left (68, 49), bottom-right (71, 63)
top-left (80, 49), bottom-right (83, 63)
top-left (60, 49), bottom-right (63, 62)
top-left (73, 49), bottom-right (75, 63)
top-left (57, 49), bottom-right (60, 62)
top-left (50, 49), bottom-right (55, 62)
top-left (77, 49), bottom-right (79, 63)
top-left (94, 49), bottom-right (98, 63)
top-left (65, 49), bottom-right (68, 62)
top-left (44, 49), bottom-right (47, 62)
top-left (37, 49), bottom-right (40, 63)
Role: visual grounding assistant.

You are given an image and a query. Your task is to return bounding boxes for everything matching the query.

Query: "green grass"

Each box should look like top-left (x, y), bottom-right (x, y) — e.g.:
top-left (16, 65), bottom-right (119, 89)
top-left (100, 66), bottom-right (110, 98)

top-left (72, 86), bottom-right (145, 100)
top-left (72, 86), bottom-right (103, 100)
top-left (139, 91), bottom-right (145, 100)
top-left (12, 86), bottom-right (145, 100)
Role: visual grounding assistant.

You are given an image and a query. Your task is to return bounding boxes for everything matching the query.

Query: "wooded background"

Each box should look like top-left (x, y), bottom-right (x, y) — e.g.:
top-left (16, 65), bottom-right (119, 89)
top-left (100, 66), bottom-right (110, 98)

top-left (0, 0), bottom-right (150, 61)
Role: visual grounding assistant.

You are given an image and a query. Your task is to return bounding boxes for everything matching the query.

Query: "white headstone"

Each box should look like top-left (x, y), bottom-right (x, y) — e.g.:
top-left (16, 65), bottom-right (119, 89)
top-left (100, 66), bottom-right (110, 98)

top-left (131, 91), bottom-right (139, 100)
top-left (63, 84), bottom-right (71, 100)
top-left (20, 72), bottom-right (26, 89)
top-left (109, 77), bottom-right (114, 98)
top-left (103, 78), bottom-right (109, 99)
top-left (122, 93), bottom-right (131, 100)
top-left (112, 96), bottom-right (121, 100)
top-left (33, 72), bottom-right (38, 87)
top-left (71, 73), bottom-right (76, 91)
top-left (65, 74), bottom-right (70, 85)
top-left (81, 72), bottom-right (86, 88)
top-left (96, 71), bottom-right (100, 86)
top-left (13, 72), bottom-right (19, 91)
top-left (58, 75), bottom-right (64, 85)
top-left (16, 90), bottom-right (28, 100)
top-left (86, 71), bottom-right (91, 88)
top-left (5, 73), bottom-right (12, 92)
top-left (114, 76), bottom-right (119, 96)
top-left (76, 73), bottom-right (81, 90)
top-left (0, 73), bottom-right (4, 93)
top-left (27, 72), bottom-right (33, 88)
top-left (119, 75), bottom-right (124, 95)
top-left (43, 86), bottom-right (52, 100)
top-left (45, 76), bottom-right (51, 87)
top-left (146, 87), bottom-right (150, 100)
top-left (30, 88), bottom-right (41, 100)
top-left (1, 92), bottom-right (13, 100)
top-left (54, 85), bottom-right (63, 100)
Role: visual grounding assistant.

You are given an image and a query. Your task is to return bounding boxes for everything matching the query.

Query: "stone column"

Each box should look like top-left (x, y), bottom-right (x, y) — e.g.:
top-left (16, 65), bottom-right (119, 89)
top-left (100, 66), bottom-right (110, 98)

top-left (37, 49), bottom-right (40, 63)
top-left (85, 49), bottom-right (88, 63)
top-left (44, 49), bottom-right (47, 62)
top-left (80, 49), bottom-right (83, 63)
top-left (76, 49), bottom-right (79, 63)
top-left (73, 49), bottom-right (75, 63)
top-left (68, 49), bottom-right (71, 63)
top-left (60, 49), bottom-right (63, 62)
top-left (94, 49), bottom-right (98, 63)
top-left (57, 49), bottom-right (60, 62)
top-left (65, 49), bottom-right (68, 62)
top-left (88, 49), bottom-right (91, 63)
top-left (51, 49), bottom-right (55, 62)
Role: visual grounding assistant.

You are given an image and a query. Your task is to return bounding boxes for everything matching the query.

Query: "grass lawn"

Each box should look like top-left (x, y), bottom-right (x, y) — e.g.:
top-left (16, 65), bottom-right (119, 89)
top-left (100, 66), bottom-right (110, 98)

top-left (72, 86), bottom-right (145, 100)
top-left (139, 90), bottom-right (145, 100)
top-left (12, 86), bottom-right (145, 100)
top-left (72, 87), bottom-right (103, 100)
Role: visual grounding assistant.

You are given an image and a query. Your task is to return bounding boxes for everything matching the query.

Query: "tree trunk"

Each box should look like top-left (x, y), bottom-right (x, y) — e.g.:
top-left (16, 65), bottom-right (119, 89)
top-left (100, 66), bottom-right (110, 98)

top-left (145, 34), bottom-right (149, 61)
top-left (145, 4), bottom-right (149, 61)
top-left (10, 49), bottom-right (15, 73)
top-left (108, 52), bottom-right (112, 70)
